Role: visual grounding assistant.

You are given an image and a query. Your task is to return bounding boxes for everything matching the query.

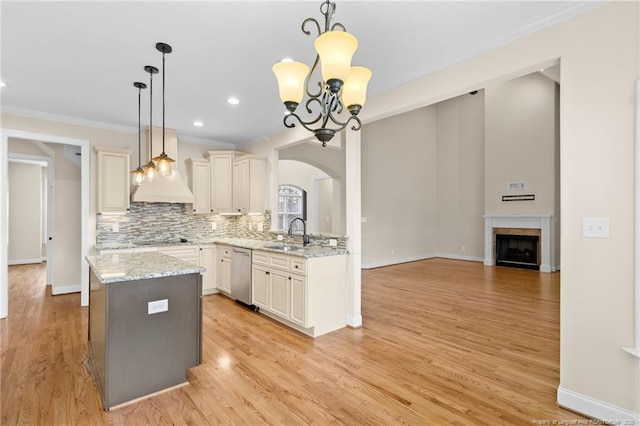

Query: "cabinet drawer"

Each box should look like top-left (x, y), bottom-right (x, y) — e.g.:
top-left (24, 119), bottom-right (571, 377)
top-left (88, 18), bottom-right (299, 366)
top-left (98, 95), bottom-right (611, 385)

top-left (268, 253), bottom-right (289, 271)
top-left (219, 246), bottom-right (233, 259)
top-left (253, 251), bottom-right (269, 266)
top-left (290, 258), bottom-right (306, 275)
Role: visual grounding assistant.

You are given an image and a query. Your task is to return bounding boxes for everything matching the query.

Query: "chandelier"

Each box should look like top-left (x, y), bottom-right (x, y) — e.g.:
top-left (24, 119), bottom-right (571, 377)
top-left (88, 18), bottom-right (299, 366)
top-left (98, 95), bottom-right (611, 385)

top-left (272, 0), bottom-right (372, 146)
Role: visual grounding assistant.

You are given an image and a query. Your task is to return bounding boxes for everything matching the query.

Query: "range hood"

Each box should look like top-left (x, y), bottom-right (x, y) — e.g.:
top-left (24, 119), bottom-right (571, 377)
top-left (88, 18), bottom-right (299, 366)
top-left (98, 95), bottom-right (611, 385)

top-left (130, 169), bottom-right (194, 204)
top-left (130, 126), bottom-right (195, 204)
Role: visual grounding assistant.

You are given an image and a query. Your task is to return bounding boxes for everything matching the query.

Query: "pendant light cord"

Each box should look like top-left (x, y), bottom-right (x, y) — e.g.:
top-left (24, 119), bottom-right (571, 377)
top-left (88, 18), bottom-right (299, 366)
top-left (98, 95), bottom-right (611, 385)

top-left (162, 51), bottom-right (166, 153)
top-left (138, 87), bottom-right (142, 167)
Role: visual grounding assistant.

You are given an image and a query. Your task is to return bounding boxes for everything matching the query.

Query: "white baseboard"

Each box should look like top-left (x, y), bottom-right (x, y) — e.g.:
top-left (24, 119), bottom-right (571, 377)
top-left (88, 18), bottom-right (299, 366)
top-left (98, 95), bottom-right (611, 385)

top-left (8, 258), bottom-right (43, 265)
top-left (346, 314), bottom-right (362, 328)
top-left (557, 386), bottom-right (640, 423)
top-left (202, 287), bottom-right (219, 296)
top-left (51, 285), bottom-right (81, 295)
top-left (433, 253), bottom-right (484, 263)
top-left (361, 254), bottom-right (435, 269)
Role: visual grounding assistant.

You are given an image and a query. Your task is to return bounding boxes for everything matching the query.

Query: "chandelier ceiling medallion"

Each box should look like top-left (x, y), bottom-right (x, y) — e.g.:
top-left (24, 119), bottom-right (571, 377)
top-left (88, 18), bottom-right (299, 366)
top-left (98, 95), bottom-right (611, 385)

top-left (272, 0), bottom-right (372, 146)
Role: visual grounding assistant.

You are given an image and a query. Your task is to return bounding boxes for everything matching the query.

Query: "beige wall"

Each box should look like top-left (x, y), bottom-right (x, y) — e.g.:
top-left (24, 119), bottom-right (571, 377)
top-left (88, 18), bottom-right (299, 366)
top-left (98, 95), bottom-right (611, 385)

top-left (485, 72), bottom-right (558, 215)
top-left (8, 162), bottom-right (42, 263)
top-left (243, 2), bottom-right (639, 417)
top-left (435, 91), bottom-right (486, 259)
top-left (361, 106), bottom-right (438, 267)
top-left (316, 177), bottom-right (333, 234)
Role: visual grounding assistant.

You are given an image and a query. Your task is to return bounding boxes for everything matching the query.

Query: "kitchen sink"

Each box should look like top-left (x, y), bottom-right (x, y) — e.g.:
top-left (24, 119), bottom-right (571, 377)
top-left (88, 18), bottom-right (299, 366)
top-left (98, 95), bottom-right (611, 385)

top-left (265, 245), bottom-right (305, 252)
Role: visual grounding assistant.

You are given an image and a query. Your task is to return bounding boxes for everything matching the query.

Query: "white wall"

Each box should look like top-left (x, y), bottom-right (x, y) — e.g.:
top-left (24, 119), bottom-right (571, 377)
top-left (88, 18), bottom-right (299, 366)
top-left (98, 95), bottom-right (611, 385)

top-left (361, 106), bottom-right (438, 267)
top-left (278, 159), bottom-right (331, 233)
top-left (316, 177), bottom-right (333, 234)
top-left (8, 162), bottom-right (42, 264)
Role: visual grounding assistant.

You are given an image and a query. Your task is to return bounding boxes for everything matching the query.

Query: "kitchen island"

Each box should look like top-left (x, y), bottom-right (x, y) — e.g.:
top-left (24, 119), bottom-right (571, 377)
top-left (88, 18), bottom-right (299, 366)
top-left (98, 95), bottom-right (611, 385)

top-left (85, 252), bottom-right (203, 410)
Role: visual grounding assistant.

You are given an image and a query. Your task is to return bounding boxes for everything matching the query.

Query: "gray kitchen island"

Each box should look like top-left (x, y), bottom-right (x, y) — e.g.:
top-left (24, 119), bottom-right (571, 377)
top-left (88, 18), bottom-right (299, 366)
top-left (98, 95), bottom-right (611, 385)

top-left (85, 252), bottom-right (203, 410)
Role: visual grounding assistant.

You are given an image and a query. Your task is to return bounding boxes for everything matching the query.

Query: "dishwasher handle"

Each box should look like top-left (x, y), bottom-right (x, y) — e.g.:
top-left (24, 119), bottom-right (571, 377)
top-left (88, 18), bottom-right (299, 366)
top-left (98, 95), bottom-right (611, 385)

top-left (232, 248), bottom-right (251, 255)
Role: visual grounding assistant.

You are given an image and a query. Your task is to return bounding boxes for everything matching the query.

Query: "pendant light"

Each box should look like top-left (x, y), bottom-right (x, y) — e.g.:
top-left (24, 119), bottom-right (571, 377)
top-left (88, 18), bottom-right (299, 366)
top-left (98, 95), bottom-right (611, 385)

top-left (152, 42), bottom-right (175, 176)
top-left (142, 65), bottom-right (159, 182)
top-left (130, 81), bottom-right (147, 186)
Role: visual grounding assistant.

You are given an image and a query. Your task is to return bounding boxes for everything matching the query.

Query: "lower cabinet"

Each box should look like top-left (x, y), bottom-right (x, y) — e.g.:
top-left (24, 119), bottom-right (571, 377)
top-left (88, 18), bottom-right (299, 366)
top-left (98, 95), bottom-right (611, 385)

top-left (199, 246), bottom-right (217, 295)
top-left (252, 250), bottom-right (345, 337)
top-left (216, 245), bottom-right (232, 294)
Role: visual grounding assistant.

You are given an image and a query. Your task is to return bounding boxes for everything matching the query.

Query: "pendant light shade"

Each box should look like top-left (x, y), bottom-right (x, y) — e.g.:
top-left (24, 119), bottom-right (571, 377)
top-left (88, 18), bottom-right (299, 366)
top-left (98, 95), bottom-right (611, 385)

top-left (314, 30), bottom-right (358, 88)
top-left (152, 42), bottom-right (175, 177)
top-left (131, 81), bottom-right (147, 186)
top-left (341, 66), bottom-right (372, 114)
top-left (272, 61), bottom-right (310, 108)
top-left (143, 65), bottom-right (158, 182)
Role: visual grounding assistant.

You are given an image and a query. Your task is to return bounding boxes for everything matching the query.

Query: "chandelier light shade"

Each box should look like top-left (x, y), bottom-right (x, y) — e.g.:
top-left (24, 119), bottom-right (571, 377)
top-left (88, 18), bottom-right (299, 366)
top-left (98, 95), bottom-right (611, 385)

top-left (341, 66), bottom-right (372, 115)
top-left (272, 0), bottom-right (372, 146)
top-left (143, 65), bottom-right (159, 183)
top-left (314, 31), bottom-right (358, 85)
top-left (152, 42), bottom-right (176, 177)
top-left (272, 61), bottom-right (310, 106)
top-left (131, 81), bottom-right (147, 186)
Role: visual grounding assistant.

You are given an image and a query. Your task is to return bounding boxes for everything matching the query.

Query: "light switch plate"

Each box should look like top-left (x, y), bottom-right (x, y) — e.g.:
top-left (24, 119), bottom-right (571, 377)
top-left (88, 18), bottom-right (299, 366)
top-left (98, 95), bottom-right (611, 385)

top-left (277, 234), bottom-right (284, 241)
top-left (211, 222), bottom-right (217, 231)
top-left (257, 223), bottom-right (264, 232)
top-left (112, 223), bottom-right (119, 233)
top-left (148, 299), bottom-right (168, 315)
top-left (329, 239), bottom-right (338, 247)
top-left (582, 217), bottom-right (610, 238)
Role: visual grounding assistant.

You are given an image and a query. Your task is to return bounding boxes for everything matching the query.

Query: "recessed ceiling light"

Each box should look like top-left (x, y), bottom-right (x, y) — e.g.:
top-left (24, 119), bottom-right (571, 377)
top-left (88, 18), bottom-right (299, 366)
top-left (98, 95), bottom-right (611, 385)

top-left (540, 68), bottom-right (545, 72)
top-left (193, 121), bottom-right (204, 127)
top-left (227, 97), bottom-right (240, 105)
top-left (0, 80), bottom-right (6, 87)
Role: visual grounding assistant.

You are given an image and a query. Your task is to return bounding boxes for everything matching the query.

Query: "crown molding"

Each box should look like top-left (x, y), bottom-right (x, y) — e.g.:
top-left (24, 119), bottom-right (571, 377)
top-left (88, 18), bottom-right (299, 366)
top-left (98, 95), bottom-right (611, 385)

top-left (1, 105), bottom-right (138, 134)
top-left (369, 1), bottom-right (606, 96)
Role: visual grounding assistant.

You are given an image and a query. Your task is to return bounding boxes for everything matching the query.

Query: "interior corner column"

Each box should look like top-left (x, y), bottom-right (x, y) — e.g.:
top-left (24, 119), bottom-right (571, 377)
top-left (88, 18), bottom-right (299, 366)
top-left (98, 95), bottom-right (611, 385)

top-left (344, 128), bottom-right (362, 327)
top-left (268, 148), bottom-right (280, 231)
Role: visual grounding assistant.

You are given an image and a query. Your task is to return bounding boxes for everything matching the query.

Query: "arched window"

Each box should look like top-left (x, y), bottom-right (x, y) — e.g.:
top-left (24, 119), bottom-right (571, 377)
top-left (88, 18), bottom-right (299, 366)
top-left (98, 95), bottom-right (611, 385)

top-left (278, 184), bottom-right (307, 231)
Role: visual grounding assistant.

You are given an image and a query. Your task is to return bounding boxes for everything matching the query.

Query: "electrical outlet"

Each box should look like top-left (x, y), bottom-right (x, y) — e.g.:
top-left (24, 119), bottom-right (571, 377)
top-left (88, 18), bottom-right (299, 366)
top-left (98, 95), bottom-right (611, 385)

top-left (148, 299), bottom-right (168, 315)
top-left (329, 239), bottom-right (337, 247)
top-left (211, 222), bottom-right (217, 231)
top-left (277, 234), bottom-right (284, 241)
top-left (257, 223), bottom-right (264, 232)
top-left (248, 223), bottom-right (253, 231)
top-left (112, 223), bottom-right (119, 233)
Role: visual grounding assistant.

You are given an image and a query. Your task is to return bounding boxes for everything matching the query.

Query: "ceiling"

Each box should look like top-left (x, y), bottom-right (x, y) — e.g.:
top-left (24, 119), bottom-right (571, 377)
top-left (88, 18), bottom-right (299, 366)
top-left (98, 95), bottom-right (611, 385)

top-left (1, 1), bottom-right (602, 147)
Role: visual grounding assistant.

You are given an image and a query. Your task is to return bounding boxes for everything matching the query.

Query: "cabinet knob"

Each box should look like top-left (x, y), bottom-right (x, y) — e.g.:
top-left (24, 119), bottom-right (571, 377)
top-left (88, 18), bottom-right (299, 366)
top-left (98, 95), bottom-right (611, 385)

top-left (266, 271), bottom-right (270, 275)
top-left (194, 209), bottom-right (196, 212)
top-left (288, 277), bottom-right (291, 280)
top-left (294, 265), bottom-right (298, 269)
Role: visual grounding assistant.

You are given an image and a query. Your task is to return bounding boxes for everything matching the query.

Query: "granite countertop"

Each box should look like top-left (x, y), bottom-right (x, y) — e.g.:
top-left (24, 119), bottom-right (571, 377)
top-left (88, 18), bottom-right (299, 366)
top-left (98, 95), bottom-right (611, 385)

top-left (96, 237), bottom-right (347, 258)
top-left (86, 252), bottom-right (204, 284)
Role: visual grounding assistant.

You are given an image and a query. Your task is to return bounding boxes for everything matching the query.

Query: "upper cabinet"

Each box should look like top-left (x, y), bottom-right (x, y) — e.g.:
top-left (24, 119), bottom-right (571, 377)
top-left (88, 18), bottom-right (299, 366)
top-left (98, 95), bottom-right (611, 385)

top-left (207, 151), bottom-right (236, 214)
top-left (188, 158), bottom-right (211, 214)
top-left (94, 146), bottom-right (132, 214)
top-left (233, 156), bottom-right (266, 214)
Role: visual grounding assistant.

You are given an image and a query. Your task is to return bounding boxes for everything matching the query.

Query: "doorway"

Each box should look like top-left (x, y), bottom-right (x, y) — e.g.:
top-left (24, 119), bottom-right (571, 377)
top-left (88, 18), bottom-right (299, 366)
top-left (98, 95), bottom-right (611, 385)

top-left (0, 129), bottom-right (90, 319)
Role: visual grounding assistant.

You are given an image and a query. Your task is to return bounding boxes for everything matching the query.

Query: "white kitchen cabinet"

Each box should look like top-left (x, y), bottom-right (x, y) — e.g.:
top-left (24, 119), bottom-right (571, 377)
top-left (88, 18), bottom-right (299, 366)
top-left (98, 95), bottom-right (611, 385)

top-left (157, 245), bottom-right (199, 266)
top-left (232, 156), bottom-right (266, 214)
top-left (251, 250), bottom-right (349, 337)
top-left (94, 146), bottom-right (132, 214)
top-left (216, 245), bottom-right (232, 294)
top-left (199, 245), bottom-right (217, 295)
top-left (188, 158), bottom-right (211, 214)
top-left (206, 151), bottom-right (239, 214)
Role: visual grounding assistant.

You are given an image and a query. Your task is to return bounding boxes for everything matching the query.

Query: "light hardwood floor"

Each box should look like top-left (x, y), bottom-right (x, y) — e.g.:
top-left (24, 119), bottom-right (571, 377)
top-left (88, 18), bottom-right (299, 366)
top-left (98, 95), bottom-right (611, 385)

top-left (1, 259), bottom-right (585, 425)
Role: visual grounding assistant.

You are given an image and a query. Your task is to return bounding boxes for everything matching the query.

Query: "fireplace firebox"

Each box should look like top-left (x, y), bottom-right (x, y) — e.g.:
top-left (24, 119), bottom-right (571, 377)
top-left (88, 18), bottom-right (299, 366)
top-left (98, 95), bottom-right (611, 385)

top-left (495, 234), bottom-right (540, 270)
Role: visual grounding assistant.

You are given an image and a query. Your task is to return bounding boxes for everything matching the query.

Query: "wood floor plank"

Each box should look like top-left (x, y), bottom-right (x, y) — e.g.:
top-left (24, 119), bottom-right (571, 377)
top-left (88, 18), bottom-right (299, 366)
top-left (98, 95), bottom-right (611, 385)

top-left (1, 259), bottom-right (587, 424)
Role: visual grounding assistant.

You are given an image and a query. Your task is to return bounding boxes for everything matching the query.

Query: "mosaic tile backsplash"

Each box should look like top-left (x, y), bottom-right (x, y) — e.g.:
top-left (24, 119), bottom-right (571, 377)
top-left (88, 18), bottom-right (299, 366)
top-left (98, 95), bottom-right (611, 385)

top-left (97, 203), bottom-right (347, 249)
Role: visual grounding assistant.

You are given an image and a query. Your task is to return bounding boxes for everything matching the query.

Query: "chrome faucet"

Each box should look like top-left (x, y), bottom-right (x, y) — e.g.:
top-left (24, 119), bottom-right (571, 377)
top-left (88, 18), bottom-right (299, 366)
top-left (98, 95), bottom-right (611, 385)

top-left (288, 217), bottom-right (310, 246)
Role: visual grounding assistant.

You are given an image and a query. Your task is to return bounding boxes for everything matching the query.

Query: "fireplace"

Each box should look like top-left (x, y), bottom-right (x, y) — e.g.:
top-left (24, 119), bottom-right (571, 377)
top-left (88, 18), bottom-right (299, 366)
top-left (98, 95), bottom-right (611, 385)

top-left (495, 234), bottom-right (540, 270)
top-left (483, 215), bottom-right (552, 272)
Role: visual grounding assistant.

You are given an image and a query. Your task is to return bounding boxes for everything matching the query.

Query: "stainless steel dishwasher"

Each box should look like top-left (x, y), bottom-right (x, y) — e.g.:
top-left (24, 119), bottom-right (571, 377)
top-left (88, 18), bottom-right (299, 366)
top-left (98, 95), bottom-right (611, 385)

top-left (231, 247), bottom-right (258, 312)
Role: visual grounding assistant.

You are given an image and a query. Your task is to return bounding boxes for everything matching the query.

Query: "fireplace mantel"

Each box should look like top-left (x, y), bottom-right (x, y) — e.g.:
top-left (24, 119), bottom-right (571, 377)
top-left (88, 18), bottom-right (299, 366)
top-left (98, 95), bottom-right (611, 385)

top-left (483, 215), bottom-right (552, 273)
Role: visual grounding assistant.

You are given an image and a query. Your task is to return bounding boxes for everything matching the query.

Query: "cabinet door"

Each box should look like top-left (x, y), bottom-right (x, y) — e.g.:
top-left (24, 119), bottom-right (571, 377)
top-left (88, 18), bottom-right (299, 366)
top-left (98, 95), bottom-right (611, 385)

top-left (290, 275), bottom-right (307, 326)
top-left (190, 160), bottom-right (211, 214)
top-left (95, 148), bottom-right (131, 214)
top-left (220, 257), bottom-right (232, 293)
top-left (252, 266), bottom-right (269, 309)
top-left (232, 160), bottom-right (248, 213)
top-left (199, 246), bottom-right (216, 295)
top-left (269, 270), bottom-right (290, 319)
top-left (210, 155), bottom-right (233, 213)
